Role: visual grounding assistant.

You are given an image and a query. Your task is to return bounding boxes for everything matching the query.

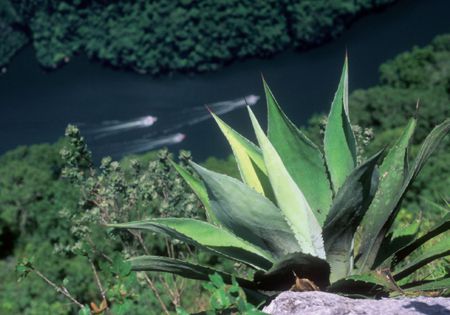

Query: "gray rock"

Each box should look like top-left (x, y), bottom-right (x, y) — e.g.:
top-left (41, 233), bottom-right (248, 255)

top-left (263, 291), bottom-right (450, 315)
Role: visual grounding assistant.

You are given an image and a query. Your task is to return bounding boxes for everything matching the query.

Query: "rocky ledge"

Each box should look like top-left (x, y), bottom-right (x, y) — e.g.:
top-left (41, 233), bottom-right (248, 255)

top-left (263, 291), bottom-right (450, 315)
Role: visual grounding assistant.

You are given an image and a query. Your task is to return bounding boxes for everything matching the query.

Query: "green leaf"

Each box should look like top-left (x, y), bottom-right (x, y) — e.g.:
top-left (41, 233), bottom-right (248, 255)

top-left (264, 78), bottom-right (332, 224)
top-left (111, 256), bottom-right (132, 277)
top-left (326, 274), bottom-right (389, 298)
top-left (211, 112), bottom-right (275, 201)
top-left (357, 118), bottom-right (416, 272)
top-left (248, 107), bottom-right (325, 259)
top-left (170, 161), bottom-right (218, 224)
top-left (129, 255), bottom-right (256, 289)
top-left (323, 151), bottom-right (382, 282)
top-left (109, 218), bottom-right (273, 270)
top-left (404, 276), bottom-right (450, 292)
top-left (191, 162), bottom-right (301, 258)
top-left (324, 58), bottom-right (357, 193)
top-left (254, 252), bottom-right (330, 291)
top-left (404, 118), bottom-right (450, 185)
top-left (78, 306), bottom-right (91, 315)
top-left (390, 212), bottom-right (450, 268)
top-left (374, 219), bottom-right (421, 269)
top-left (393, 234), bottom-right (450, 281)
top-left (358, 118), bottom-right (450, 272)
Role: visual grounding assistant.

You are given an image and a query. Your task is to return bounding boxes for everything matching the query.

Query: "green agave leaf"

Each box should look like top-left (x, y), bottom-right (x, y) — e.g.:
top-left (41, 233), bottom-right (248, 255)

top-left (109, 218), bottom-right (274, 270)
top-left (404, 276), bottom-right (450, 292)
top-left (326, 274), bottom-right (389, 298)
top-left (359, 118), bottom-right (450, 272)
top-left (248, 107), bottom-right (325, 259)
top-left (170, 161), bottom-right (218, 224)
top-left (191, 162), bottom-right (301, 258)
top-left (129, 255), bottom-right (256, 290)
top-left (374, 219), bottom-right (421, 269)
top-left (393, 234), bottom-right (450, 281)
top-left (324, 58), bottom-right (357, 193)
top-left (357, 118), bottom-right (416, 273)
top-left (390, 212), bottom-right (450, 268)
top-left (211, 112), bottom-right (275, 201)
top-left (323, 151), bottom-right (382, 282)
top-left (264, 78), bottom-right (332, 225)
top-left (254, 252), bottom-right (330, 291)
top-left (404, 118), bottom-right (450, 185)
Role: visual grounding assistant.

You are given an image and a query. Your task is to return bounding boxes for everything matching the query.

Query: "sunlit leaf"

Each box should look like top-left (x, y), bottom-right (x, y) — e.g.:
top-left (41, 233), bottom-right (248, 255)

top-left (211, 112), bottom-right (275, 201)
top-left (393, 234), bottom-right (450, 281)
top-left (324, 57), bottom-right (357, 193)
top-left (264, 78), bottom-right (332, 224)
top-left (249, 107), bottom-right (325, 259)
top-left (109, 218), bottom-right (273, 270)
top-left (170, 161), bottom-right (218, 224)
top-left (389, 212), bottom-right (450, 268)
top-left (191, 162), bottom-right (301, 258)
top-left (357, 118), bottom-right (416, 272)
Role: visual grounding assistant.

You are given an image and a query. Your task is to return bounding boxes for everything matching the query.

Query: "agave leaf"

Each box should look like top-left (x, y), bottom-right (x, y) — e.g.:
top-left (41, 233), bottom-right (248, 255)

top-left (264, 79), bottom-right (332, 224)
top-left (211, 112), bottom-right (275, 201)
top-left (323, 151), bottom-right (382, 282)
top-left (357, 119), bottom-right (416, 273)
top-left (191, 162), bottom-right (301, 258)
top-left (393, 234), bottom-right (450, 281)
top-left (405, 118), bottom-right (450, 184)
top-left (358, 118), bottom-right (450, 272)
top-left (326, 274), bottom-right (389, 298)
top-left (374, 219), bottom-right (421, 269)
top-left (254, 252), bottom-right (330, 291)
top-left (248, 107), bottom-right (325, 259)
top-left (404, 276), bottom-right (450, 292)
top-left (109, 218), bottom-right (274, 270)
top-left (129, 255), bottom-right (256, 289)
top-left (389, 212), bottom-right (450, 268)
top-left (324, 58), bottom-right (357, 193)
top-left (170, 161), bottom-right (218, 224)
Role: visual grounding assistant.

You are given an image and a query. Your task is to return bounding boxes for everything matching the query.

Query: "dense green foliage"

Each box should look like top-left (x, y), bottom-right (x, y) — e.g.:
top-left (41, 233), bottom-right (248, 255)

top-left (1, 0), bottom-right (394, 73)
top-left (0, 136), bottom-right (217, 314)
top-left (0, 1), bottom-right (28, 69)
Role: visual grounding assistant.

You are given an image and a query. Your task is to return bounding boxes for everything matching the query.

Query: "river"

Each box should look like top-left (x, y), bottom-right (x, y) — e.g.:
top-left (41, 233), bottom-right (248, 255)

top-left (0, 0), bottom-right (449, 161)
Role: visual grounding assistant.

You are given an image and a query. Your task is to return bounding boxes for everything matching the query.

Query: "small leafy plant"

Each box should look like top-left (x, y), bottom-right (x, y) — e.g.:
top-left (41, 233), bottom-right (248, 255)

top-left (177, 273), bottom-right (266, 315)
top-left (111, 59), bottom-right (450, 300)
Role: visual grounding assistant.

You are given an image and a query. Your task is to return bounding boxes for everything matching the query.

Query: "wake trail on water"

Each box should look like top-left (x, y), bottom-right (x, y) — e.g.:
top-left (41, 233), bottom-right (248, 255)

top-left (83, 94), bottom-right (259, 156)
top-left (153, 94), bottom-right (260, 136)
top-left (84, 115), bottom-right (158, 139)
top-left (109, 133), bottom-right (186, 155)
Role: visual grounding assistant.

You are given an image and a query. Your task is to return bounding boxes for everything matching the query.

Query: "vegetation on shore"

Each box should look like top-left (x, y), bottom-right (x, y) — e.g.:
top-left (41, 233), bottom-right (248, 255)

top-left (1, 0), bottom-right (395, 73)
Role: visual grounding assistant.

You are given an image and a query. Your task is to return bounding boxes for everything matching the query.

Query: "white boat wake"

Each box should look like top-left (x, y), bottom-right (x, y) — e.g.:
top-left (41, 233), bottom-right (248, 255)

top-left (82, 94), bottom-right (259, 155)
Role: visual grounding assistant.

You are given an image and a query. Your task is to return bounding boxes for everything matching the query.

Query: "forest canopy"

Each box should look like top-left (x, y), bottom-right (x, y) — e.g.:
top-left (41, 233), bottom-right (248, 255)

top-left (1, 0), bottom-right (395, 73)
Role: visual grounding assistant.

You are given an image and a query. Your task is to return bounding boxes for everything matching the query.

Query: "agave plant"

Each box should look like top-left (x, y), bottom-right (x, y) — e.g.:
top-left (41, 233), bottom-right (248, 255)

top-left (110, 59), bottom-right (450, 299)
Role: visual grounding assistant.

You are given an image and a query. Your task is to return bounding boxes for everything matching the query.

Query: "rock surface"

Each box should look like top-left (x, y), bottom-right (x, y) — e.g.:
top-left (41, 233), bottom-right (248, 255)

top-left (263, 291), bottom-right (450, 315)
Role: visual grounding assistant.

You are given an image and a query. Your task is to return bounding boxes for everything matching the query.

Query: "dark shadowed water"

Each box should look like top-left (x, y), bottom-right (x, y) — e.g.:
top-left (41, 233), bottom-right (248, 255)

top-left (0, 0), bottom-right (449, 161)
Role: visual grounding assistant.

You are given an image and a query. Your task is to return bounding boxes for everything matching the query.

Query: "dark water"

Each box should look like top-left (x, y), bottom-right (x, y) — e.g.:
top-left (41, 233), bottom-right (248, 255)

top-left (0, 0), bottom-right (449, 161)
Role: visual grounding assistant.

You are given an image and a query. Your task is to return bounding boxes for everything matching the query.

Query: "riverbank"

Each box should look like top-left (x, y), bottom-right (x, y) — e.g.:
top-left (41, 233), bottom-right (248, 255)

top-left (1, 0), bottom-right (397, 74)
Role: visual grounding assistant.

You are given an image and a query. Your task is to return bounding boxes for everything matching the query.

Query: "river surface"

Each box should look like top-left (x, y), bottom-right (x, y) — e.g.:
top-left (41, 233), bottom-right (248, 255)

top-left (0, 0), bottom-right (449, 161)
